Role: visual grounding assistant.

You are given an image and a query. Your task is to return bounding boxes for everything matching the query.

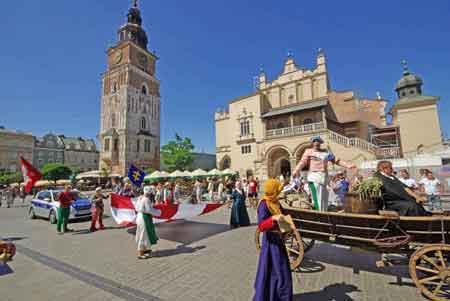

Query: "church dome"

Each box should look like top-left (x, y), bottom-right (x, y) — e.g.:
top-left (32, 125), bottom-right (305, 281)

top-left (395, 73), bottom-right (423, 92)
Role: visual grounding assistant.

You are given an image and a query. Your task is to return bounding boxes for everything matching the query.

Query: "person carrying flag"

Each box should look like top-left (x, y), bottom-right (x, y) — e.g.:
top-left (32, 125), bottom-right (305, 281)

top-left (135, 186), bottom-right (160, 259)
top-left (292, 136), bottom-right (355, 211)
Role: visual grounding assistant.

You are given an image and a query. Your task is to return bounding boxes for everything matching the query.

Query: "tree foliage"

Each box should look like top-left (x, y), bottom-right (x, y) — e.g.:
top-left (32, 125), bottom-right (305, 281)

top-left (161, 134), bottom-right (195, 172)
top-left (42, 163), bottom-right (72, 182)
top-left (0, 172), bottom-right (23, 185)
top-left (143, 167), bottom-right (156, 175)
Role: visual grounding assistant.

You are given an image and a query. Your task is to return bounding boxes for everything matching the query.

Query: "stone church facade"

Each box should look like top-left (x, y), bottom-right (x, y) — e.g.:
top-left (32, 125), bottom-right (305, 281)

top-left (99, 2), bottom-right (160, 175)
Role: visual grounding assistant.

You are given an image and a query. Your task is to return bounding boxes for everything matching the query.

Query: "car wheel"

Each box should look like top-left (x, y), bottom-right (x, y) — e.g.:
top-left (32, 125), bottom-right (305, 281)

top-left (28, 207), bottom-right (36, 219)
top-left (49, 210), bottom-right (57, 224)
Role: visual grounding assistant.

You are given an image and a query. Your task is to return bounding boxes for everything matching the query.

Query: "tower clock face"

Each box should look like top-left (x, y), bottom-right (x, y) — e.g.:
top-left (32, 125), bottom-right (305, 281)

top-left (139, 54), bottom-right (148, 67)
top-left (114, 51), bottom-right (123, 65)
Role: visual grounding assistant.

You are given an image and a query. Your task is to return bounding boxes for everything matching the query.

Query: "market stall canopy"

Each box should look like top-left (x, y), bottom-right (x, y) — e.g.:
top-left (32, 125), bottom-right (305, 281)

top-left (207, 169), bottom-right (222, 177)
top-left (220, 168), bottom-right (236, 176)
top-left (169, 170), bottom-right (191, 178)
top-left (144, 171), bottom-right (170, 180)
top-left (190, 169), bottom-right (208, 178)
top-left (76, 170), bottom-right (122, 179)
top-left (56, 179), bottom-right (71, 185)
top-left (35, 180), bottom-right (52, 187)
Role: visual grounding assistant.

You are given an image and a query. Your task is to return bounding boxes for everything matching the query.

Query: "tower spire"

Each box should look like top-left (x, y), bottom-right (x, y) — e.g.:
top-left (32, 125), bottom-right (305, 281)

top-left (133, 0), bottom-right (138, 8)
top-left (401, 59), bottom-right (410, 75)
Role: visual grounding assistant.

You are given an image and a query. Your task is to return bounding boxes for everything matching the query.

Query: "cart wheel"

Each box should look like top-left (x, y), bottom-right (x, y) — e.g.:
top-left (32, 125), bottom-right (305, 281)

top-left (255, 228), bottom-right (304, 271)
top-left (409, 244), bottom-right (450, 301)
top-left (302, 238), bottom-right (316, 253)
top-left (284, 230), bottom-right (304, 270)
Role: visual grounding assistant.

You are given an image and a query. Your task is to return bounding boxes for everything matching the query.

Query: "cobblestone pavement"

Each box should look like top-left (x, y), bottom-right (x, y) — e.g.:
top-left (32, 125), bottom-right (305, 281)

top-left (0, 197), bottom-right (428, 301)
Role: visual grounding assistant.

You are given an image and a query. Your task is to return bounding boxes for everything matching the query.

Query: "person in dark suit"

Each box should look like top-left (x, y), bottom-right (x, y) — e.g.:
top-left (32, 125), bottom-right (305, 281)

top-left (374, 161), bottom-right (429, 216)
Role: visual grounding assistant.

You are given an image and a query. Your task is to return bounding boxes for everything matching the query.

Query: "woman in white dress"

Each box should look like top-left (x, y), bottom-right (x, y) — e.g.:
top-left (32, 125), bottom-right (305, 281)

top-left (135, 186), bottom-right (161, 259)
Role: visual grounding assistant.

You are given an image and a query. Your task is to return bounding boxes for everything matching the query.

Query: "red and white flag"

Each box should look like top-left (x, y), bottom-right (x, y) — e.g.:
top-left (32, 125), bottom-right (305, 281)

top-left (20, 157), bottom-right (42, 193)
top-left (110, 194), bottom-right (224, 226)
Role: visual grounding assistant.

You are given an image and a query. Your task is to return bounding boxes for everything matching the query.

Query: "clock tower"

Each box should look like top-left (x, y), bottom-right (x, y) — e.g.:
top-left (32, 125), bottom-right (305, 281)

top-left (99, 1), bottom-right (160, 175)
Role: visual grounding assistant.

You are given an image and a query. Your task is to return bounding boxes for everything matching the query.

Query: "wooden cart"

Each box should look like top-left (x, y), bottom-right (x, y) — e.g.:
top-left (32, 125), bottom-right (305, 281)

top-left (255, 200), bottom-right (450, 301)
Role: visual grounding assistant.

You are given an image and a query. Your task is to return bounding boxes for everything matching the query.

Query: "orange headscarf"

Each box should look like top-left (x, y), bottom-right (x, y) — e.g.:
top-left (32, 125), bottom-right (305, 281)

top-left (262, 179), bottom-right (283, 215)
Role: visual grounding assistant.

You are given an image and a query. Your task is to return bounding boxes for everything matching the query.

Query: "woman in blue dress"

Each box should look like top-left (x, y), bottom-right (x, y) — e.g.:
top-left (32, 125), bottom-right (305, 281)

top-left (254, 179), bottom-right (293, 301)
top-left (230, 180), bottom-right (251, 228)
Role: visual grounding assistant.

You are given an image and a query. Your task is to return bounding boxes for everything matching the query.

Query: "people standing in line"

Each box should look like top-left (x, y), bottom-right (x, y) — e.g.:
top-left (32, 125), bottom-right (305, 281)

top-left (57, 185), bottom-right (76, 234)
top-left (419, 170), bottom-right (442, 211)
top-left (292, 136), bottom-right (356, 211)
top-left (90, 187), bottom-right (106, 232)
top-left (230, 181), bottom-right (251, 229)
top-left (398, 169), bottom-right (418, 190)
top-left (254, 179), bottom-right (293, 301)
top-left (135, 186), bottom-right (160, 259)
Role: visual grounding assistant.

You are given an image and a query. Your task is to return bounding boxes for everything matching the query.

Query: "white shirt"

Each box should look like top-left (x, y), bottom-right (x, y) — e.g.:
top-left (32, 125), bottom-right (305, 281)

top-left (399, 177), bottom-right (418, 189)
top-left (419, 178), bottom-right (441, 195)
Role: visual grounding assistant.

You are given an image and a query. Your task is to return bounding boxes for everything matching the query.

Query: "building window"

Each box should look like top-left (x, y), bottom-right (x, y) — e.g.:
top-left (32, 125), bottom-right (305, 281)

top-left (142, 85), bottom-right (147, 95)
top-left (113, 139), bottom-right (119, 152)
top-left (136, 139), bottom-right (140, 153)
top-left (240, 120), bottom-right (251, 137)
top-left (276, 122), bottom-right (285, 129)
top-left (104, 138), bottom-right (110, 152)
top-left (141, 117), bottom-right (147, 130)
top-left (241, 145), bottom-right (252, 154)
top-left (303, 118), bottom-right (314, 125)
top-left (112, 81), bottom-right (118, 94)
top-left (144, 140), bottom-right (151, 153)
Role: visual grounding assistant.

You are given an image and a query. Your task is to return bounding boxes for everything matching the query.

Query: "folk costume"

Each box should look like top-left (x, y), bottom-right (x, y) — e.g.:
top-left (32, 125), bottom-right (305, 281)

top-left (57, 190), bottom-right (75, 233)
top-left (90, 188), bottom-right (106, 231)
top-left (254, 179), bottom-right (292, 301)
top-left (135, 187), bottom-right (160, 258)
top-left (230, 187), bottom-right (251, 228)
top-left (297, 136), bottom-right (353, 211)
top-left (374, 171), bottom-right (429, 216)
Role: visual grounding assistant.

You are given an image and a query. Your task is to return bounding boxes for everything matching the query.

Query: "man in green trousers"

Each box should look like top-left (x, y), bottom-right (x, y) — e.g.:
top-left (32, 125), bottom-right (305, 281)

top-left (57, 185), bottom-right (75, 234)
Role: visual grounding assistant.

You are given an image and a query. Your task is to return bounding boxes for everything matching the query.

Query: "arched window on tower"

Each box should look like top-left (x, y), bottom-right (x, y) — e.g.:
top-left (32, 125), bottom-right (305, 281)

top-left (141, 117), bottom-right (147, 130)
top-left (111, 113), bottom-right (116, 128)
top-left (141, 85), bottom-right (147, 95)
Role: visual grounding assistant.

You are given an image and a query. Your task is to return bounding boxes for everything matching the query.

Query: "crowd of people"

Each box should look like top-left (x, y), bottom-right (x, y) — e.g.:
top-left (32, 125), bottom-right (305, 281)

top-left (0, 186), bottom-right (26, 208)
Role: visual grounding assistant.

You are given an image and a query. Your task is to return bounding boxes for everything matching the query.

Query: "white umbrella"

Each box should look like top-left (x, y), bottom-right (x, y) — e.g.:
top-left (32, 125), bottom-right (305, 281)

top-left (144, 171), bottom-right (169, 180)
top-left (190, 169), bottom-right (208, 178)
top-left (169, 170), bottom-right (191, 178)
top-left (221, 168), bottom-right (236, 176)
top-left (76, 170), bottom-right (101, 179)
top-left (207, 169), bottom-right (222, 177)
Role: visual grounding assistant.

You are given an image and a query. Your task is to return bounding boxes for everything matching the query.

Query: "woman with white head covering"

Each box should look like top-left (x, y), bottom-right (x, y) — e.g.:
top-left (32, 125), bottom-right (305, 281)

top-left (135, 186), bottom-right (161, 259)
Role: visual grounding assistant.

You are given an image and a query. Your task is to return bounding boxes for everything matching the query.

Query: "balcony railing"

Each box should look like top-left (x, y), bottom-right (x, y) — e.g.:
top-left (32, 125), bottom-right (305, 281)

top-left (265, 122), bottom-right (325, 139)
top-left (375, 147), bottom-right (402, 159)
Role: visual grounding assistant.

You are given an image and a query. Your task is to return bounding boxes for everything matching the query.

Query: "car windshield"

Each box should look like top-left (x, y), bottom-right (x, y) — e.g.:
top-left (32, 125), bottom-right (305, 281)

top-left (50, 191), bottom-right (89, 200)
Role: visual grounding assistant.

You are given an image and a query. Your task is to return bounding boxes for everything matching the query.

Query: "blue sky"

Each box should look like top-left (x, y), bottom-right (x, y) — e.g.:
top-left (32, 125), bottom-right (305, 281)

top-left (1, 0), bottom-right (449, 153)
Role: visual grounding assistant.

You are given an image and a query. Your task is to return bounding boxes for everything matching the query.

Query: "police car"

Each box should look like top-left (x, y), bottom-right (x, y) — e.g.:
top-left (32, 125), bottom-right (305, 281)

top-left (29, 189), bottom-right (92, 223)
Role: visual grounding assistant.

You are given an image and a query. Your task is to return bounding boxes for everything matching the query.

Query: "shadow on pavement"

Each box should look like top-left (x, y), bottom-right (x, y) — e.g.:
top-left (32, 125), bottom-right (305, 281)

top-left (0, 264), bottom-right (13, 276)
top-left (151, 245), bottom-right (206, 258)
top-left (1, 237), bottom-right (27, 242)
top-left (293, 282), bottom-right (360, 301)
top-left (304, 243), bottom-right (412, 281)
top-left (126, 220), bottom-right (231, 245)
top-left (295, 258), bottom-right (326, 274)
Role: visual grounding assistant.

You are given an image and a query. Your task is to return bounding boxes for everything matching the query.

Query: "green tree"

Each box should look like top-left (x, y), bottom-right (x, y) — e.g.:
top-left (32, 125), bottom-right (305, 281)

top-left (0, 172), bottom-right (23, 185)
top-left (143, 167), bottom-right (156, 175)
top-left (161, 134), bottom-right (195, 172)
top-left (42, 163), bottom-right (72, 182)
